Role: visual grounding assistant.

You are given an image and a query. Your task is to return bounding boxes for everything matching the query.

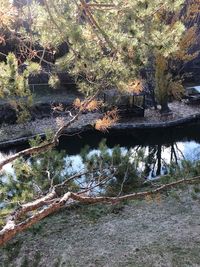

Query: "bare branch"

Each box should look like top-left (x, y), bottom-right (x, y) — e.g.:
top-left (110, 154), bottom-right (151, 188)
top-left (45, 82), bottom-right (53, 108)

top-left (0, 192), bottom-right (71, 246)
top-left (71, 176), bottom-right (200, 204)
top-left (1, 175), bottom-right (199, 246)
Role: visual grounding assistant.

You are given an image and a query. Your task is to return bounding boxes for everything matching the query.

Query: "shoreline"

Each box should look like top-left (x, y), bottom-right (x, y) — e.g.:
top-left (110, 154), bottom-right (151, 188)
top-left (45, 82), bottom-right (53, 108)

top-left (1, 100), bottom-right (200, 149)
top-left (1, 111), bottom-right (200, 150)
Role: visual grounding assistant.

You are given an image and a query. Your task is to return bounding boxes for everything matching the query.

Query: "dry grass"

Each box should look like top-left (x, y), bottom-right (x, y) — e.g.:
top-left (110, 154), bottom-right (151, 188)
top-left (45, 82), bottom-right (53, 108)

top-left (73, 98), bottom-right (103, 112)
top-left (0, 187), bottom-right (199, 267)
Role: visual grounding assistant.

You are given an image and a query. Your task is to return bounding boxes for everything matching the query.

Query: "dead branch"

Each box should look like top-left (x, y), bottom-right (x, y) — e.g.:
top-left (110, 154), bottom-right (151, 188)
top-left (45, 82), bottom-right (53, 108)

top-left (0, 192), bottom-right (72, 246)
top-left (0, 175), bottom-right (199, 246)
top-left (0, 142), bottom-right (55, 171)
top-left (13, 191), bottom-right (57, 221)
top-left (72, 176), bottom-right (200, 204)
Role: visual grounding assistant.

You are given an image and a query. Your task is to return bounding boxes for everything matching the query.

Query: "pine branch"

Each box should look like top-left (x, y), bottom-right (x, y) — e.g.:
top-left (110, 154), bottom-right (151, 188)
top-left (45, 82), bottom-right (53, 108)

top-left (1, 175), bottom-right (200, 246)
top-left (0, 92), bottom-right (99, 171)
top-left (79, 0), bottom-right (116, 51)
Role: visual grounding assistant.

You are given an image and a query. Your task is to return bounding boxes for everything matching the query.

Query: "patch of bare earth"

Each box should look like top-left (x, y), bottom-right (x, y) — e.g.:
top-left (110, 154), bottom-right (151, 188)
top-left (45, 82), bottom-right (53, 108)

top-left (0, 187), bottom-right (200, 267)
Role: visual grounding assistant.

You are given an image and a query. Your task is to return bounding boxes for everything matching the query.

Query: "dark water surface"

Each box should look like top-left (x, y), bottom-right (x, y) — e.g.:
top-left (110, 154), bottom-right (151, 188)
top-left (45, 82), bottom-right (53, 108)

top-left (58, 122), bottom-right (200, 154)
top-left (1, 122), bottom-right (200, 178)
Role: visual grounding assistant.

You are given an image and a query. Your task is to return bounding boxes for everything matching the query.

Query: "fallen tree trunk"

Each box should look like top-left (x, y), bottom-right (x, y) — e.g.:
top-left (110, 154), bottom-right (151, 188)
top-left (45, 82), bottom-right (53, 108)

top-left (0, 192), bottom-right (72, 246)
top-left (1, 176), bottom-right (200, 247)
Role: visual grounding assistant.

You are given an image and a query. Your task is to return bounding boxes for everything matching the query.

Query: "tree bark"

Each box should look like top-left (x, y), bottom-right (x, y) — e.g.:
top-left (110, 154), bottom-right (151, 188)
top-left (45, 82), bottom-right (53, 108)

top-left (160, 100), bottom-right (172, 114)
top-left (1, 176), bottom-right (200, 247)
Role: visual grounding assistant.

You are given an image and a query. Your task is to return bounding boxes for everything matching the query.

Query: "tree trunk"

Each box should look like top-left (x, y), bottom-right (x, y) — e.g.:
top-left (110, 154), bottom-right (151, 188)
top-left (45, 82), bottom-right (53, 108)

top-left (156, 145), bottom-right (162, 176)
top-left (160, 100), bottom-right (172, 115)
top-left (1, 176), bottom-right (200, 246)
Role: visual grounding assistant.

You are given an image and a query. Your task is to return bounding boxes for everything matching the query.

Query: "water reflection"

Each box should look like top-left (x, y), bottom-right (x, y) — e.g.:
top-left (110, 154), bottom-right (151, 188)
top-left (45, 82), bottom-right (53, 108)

top-left (1, 140), bottom-right (200, 179)
top-left (1, 137), bottom-right (200, 211)
top-left (183, 141), bottom-right (200, 161)
top-left (62, 141), bottom-right (200, 179)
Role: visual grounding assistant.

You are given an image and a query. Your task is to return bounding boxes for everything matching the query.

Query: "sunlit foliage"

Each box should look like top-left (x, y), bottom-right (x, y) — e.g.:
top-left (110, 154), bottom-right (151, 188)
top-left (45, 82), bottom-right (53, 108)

top-left (18, 0), bottom-right (199, 112)
top-left (0, 53), bottom-right (40, 122)
top-left (95, 109), bottom-right (118, 131)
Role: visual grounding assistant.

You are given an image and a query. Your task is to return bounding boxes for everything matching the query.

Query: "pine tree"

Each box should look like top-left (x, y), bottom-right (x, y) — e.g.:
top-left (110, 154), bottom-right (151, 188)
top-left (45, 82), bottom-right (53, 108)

top-left (1, 0), bottom-right (200, 245)
top-left (2, 0), bottom-right (199, 113)
top-left (21, 0), bottom-right (198, 113)
top-left (0, 53), bottom-right (40, 122)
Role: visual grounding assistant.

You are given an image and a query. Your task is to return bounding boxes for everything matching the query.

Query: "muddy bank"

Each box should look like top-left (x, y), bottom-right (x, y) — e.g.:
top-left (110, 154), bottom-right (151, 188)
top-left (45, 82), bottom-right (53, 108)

top-left (0, 187), bottom-right (200, 267)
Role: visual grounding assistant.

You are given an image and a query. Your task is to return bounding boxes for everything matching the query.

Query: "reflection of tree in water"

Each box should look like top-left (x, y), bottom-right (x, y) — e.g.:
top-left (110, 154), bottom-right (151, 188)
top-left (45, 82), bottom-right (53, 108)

top-left (79, 141), bottom-right (188, 195)
top-left (144, 143), bottom-right (185, 178)
top-left (0, 140), bottom-right (189, 214)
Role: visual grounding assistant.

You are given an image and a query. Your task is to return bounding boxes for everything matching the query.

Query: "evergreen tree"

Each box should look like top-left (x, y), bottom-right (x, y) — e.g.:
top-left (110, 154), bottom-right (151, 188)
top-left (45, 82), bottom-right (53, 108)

top-left (1, 0), bottom-right (200, 245)
top-left (0, 53), bottom-right (40, 122)
top-left (2, 0), bottom-right (199, 112)
top-left (21, 0), bottom-right (199, 113)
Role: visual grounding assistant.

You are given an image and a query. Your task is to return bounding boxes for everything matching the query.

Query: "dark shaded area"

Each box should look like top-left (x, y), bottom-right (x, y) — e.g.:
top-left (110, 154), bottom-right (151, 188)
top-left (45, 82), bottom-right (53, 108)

top-left (1, 118), bottom-right (200, 154)
top-left (57, 122), bottom-right (200, 155)
top-left (0, 101), bottom-right (72, 124)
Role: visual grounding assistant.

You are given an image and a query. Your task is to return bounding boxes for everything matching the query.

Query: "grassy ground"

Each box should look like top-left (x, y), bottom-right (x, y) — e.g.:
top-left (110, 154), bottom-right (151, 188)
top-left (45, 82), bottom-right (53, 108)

top-left (0, 186), bottom-right (200, 267)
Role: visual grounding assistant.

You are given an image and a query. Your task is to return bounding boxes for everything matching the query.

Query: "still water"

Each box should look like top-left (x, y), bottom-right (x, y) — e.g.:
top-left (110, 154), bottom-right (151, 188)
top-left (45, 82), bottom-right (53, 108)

top-left (1, 122), bottom-right (200, 179)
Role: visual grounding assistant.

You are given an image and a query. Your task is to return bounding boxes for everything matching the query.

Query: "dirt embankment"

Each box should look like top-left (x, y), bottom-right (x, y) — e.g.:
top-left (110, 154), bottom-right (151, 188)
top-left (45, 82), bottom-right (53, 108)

top-left (0, 187), bottom-right (200, 267)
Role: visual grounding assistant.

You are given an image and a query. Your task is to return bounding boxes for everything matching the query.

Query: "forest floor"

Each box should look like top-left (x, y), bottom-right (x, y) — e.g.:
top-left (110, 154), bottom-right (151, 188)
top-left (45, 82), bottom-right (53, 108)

top-left (0, 186), bottom-right (200, 267)
top-left (1, 101), bottom-right (200, 145)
